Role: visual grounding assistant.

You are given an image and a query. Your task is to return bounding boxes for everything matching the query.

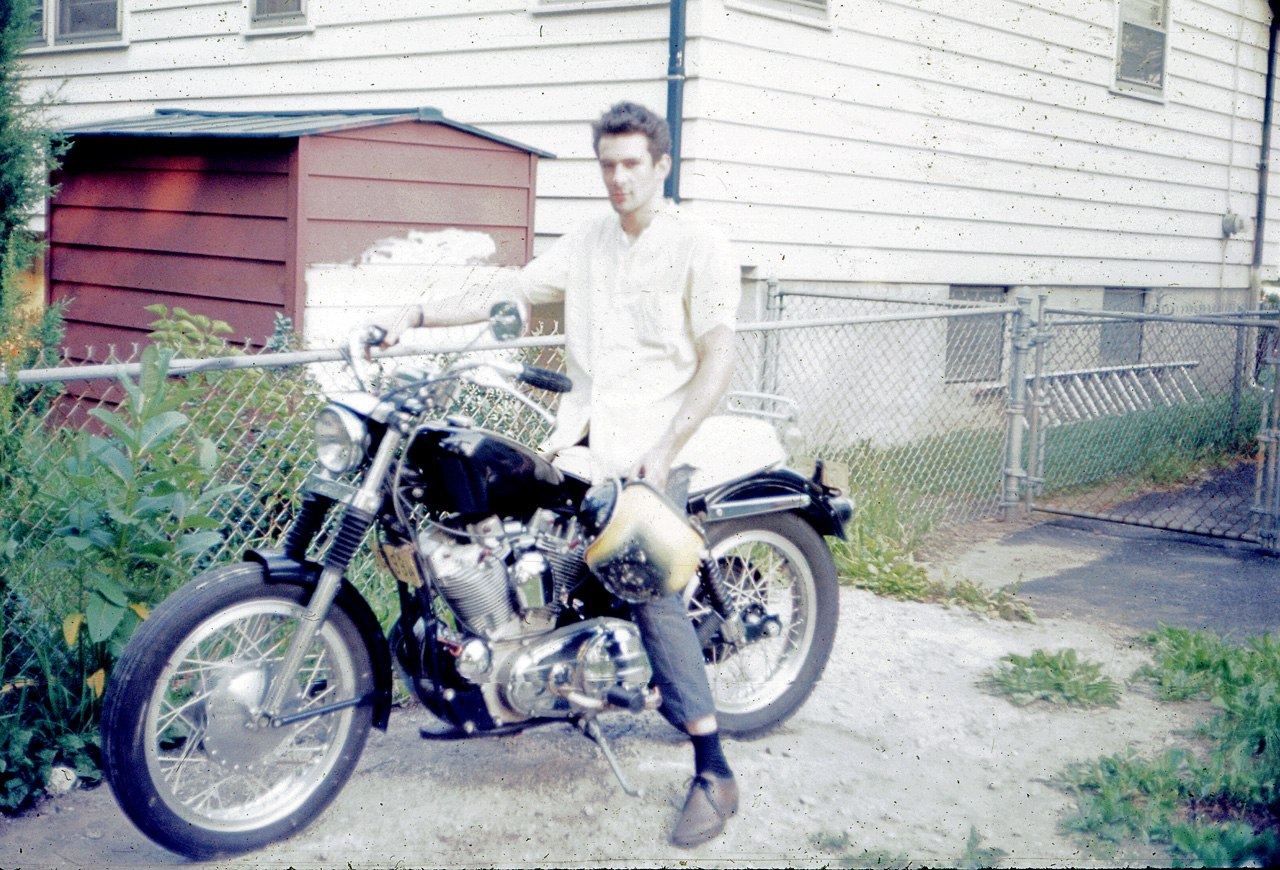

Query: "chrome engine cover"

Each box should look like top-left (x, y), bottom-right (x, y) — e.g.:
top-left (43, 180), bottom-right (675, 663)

top-left (498, 618), bottom-right (652, 720)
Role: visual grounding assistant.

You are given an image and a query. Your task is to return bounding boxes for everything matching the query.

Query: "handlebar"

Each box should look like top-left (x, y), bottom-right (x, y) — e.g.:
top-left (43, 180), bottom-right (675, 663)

top-left (345, 326), bottom-right (574, 405)
top-left (515, 364), bottom-right (573, 394)
top-left (348, 325), bottom-right (386, 391)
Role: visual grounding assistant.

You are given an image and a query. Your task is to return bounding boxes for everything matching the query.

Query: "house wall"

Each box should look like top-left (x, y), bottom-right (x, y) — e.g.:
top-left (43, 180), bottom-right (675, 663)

top-left (22, 0), bottom-right (1279, 302)
top-left (693, 0), bottom-right (1276, 296)
top-left (21, 0), bottom-right (1280, 447)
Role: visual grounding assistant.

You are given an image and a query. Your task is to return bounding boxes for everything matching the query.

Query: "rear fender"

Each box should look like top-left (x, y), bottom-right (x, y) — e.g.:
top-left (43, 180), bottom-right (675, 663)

top-left (690, 468), bottom-right (853, 539)
top-left (244, 549), bottom-right (393, 731)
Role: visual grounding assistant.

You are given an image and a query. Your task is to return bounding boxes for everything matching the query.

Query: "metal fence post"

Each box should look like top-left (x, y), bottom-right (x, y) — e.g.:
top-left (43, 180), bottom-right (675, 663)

top-left (1024, 293), bottom-right (1050, 511)
top-left (1255, 325), bottom-right (1280, 552)
top-left (1001, 290), bottom-right (1034, 518)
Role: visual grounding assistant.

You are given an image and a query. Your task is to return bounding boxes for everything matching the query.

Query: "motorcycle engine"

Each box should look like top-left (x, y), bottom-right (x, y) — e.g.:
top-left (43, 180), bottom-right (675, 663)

top-left (415, 509), bottom-right (653, 724)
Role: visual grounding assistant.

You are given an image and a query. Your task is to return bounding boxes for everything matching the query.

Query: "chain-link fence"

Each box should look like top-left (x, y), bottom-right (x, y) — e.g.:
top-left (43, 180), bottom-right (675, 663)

top-left (1021, 306), bottom-right (1278, 545)
top-left (7, 297), bottom-right (1276, 732)
top-left (0, 305), bottom-right (1021, 678)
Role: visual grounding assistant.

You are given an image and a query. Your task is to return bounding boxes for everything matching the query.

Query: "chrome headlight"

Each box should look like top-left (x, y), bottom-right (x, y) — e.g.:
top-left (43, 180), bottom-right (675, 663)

top-left (314, 406), bottom-right (368, 474)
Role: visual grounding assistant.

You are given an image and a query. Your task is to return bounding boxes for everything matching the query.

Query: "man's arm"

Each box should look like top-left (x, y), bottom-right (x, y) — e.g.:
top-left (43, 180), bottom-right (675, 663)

top-left (367, 232), bottom-right (576, 348)
top-left (632, 324), bottom-right (736, 491)
top-left (370, 293), bottom-right (514, 349)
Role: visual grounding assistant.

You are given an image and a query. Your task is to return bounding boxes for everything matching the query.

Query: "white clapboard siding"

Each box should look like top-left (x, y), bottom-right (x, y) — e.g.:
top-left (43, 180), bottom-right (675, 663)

top-left (690, 0), bottom-right (1277, 286)
top-left (19, 0), bottom-right (1280, 292)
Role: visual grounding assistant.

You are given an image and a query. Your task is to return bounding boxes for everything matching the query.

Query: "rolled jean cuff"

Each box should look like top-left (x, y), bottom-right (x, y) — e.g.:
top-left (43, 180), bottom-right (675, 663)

top-left (632, 592), bottom-right (717, 728)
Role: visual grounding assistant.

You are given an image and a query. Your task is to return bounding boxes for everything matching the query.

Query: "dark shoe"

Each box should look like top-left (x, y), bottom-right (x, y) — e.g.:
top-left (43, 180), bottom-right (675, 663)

top-left (671, 773), bottom-right (738, 848)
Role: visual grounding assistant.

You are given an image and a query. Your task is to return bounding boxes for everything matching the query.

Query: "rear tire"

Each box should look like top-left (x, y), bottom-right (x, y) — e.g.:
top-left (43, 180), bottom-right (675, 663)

top-left (690, 512), bottom-right (840, 737)
top-left (101, 563), bottom-right (375, 859)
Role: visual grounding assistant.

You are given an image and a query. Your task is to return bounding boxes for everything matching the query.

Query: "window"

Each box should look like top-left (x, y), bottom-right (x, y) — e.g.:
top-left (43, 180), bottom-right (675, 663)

top-left (945, 286), bottom-right (1007, 383)
top-left (724, 0), bottom-right (830, 25)
top-left (1115, 0), bottom-right (1168, 98)
top-left (252, 0), bottom-right (306, 27)
top-left (27, 0), bottom-right (120, 46)
top-left (1100, 289), bottom-right (1144, 366)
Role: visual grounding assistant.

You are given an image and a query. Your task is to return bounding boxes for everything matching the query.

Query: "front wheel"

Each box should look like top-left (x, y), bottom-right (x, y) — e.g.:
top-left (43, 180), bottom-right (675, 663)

top-left (101, 563), bottom-right (375, 859)
top-left (689, 512), bottom-right (840, 738)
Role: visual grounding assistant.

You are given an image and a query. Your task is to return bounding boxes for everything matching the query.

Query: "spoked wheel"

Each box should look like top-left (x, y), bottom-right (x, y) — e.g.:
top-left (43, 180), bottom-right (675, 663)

top-left (688, 512), bottom-right (840, 737)
top-left (101, 563), bottom-right (375, 859)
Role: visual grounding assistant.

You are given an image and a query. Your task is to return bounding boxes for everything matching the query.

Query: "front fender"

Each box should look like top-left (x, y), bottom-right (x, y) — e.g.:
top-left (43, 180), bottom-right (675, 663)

top-left (245, 549), bottom-right (394, 731)
top-left (690, 467), bottom-right (853, 539)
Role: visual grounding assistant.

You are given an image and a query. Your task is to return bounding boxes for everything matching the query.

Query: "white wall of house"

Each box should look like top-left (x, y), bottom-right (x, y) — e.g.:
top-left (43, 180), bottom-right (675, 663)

top-left (20, 0), bottom-right (1280, 447)
top-left (22, 1), bottom-right (1279, 302)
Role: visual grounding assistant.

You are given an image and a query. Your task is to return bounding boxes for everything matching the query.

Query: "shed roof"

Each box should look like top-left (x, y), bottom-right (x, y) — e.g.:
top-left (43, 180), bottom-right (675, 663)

top-left (59, 107), bottom-right (554, 157)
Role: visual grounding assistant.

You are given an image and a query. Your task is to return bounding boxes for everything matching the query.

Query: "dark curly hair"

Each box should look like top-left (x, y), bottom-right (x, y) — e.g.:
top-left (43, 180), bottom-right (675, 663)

top-left (591, 102), bottom-right (672, 161)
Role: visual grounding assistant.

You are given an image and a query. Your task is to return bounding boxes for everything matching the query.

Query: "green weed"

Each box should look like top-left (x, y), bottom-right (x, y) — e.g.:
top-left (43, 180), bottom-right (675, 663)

top-left (1040, 393), bottom-right (1261, 496)
top-left (831, 525), bottom-right (1036, 623)
top-left (983, 648), bottom-right (1121, 708)
top-left (958, 825), bottom-right (1007, 869)
top-left (1058, 625), bottom-right (1280, 866)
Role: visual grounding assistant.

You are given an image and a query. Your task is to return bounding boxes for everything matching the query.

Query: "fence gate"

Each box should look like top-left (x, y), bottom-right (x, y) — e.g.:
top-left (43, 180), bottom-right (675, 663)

top-left (1013, 302), bottom-right (1280, 553)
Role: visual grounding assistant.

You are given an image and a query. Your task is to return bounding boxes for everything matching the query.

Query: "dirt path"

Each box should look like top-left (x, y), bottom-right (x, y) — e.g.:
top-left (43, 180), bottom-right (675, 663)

top-left (0, 584), bottom-right (1207, 869)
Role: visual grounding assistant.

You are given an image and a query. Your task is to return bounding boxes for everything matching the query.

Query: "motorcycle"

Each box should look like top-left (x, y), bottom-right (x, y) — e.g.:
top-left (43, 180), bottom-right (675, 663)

top-left (99, 305), bottom-right (853, 859)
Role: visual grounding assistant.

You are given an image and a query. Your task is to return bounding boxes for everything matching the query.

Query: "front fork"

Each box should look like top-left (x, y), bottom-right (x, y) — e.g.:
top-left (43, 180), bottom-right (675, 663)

top-left (259, 427), bottom-right (405, 718)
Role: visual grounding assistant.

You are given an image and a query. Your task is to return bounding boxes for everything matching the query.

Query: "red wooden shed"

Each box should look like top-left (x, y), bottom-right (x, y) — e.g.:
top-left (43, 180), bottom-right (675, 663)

top-left (48, 108), bottom-right (552, 361)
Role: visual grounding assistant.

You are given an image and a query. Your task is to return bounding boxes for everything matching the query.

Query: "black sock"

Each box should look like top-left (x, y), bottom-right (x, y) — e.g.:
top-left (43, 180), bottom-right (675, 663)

top-left (691, 731), bottom-right (733, 779)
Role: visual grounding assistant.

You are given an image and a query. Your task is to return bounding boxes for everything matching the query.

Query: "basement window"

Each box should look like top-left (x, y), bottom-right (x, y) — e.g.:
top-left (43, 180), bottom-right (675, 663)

top-left (946, 286), bottom-right (1008, 383)
top-left (1100, 289), bottom-right (1145, 366)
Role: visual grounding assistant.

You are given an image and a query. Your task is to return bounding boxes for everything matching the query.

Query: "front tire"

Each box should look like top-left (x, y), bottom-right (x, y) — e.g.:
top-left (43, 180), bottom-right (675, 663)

top-left (690, 512), bottom-right (840, 737)
top-left (101, 563), bottom-right (375, 859)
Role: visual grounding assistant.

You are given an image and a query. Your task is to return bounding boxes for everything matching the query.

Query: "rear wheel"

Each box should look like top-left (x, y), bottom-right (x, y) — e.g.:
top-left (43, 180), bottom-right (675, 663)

top-left (101, 563), bottom-right (375, 859)
top-left (689, 512), bottom-right (840, 737)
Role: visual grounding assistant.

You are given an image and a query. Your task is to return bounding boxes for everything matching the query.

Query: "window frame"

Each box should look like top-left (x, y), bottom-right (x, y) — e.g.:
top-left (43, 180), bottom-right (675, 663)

top-left (1113, 0), bottom-right (1169, 101)
top-left (944, 285), bottom-right (1009, 384)
top-left (26, 0), bottom-right (124, 50)
top-left (248, 0), bottom-right (308, 31)
top-left (531, 0), bottom-right (666, 13)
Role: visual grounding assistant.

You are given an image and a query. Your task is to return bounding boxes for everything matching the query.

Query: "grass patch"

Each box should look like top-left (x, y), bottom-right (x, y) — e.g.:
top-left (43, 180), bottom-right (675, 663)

top-left (982, 648), bottom-right (1121, 708)
top-left (1057, 625), bottom-right (1280, 866)
top-left (1040, 392), bottom-right (1260, 496)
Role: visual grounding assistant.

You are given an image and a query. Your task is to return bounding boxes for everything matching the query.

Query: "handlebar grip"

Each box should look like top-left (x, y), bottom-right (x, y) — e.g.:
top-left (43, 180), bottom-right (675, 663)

top-left (519, 365), bottom-right (573, 393)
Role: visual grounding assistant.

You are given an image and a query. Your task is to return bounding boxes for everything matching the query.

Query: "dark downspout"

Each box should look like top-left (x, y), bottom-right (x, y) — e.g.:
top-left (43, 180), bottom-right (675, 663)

top-left (1254, 2), bottom-right (1279, 294)
top-left (665, 0), bottom-right (687, 202)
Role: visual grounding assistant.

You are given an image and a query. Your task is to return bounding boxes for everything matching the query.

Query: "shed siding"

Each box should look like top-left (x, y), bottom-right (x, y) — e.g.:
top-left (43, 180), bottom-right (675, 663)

top-left (295, 123), bottom-right (537, 267)
top-left (48, 139), bottom-right (295, 360)
top-left (21, 0), bottom-right (1280, 297)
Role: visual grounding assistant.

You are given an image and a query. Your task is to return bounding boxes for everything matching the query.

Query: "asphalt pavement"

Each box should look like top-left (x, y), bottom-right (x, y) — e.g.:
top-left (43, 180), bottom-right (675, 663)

top-left (937, 514), bottom-right (1280, 640)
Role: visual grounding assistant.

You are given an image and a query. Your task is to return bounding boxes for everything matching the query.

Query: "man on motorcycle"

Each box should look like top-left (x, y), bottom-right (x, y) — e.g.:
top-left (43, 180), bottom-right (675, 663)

top-left (371, 101), bottom-right (740, 849)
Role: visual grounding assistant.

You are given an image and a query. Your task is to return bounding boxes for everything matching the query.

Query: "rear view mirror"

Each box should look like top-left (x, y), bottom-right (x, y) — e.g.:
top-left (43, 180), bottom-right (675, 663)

top-left (489, 301), bottom-right (523, 342)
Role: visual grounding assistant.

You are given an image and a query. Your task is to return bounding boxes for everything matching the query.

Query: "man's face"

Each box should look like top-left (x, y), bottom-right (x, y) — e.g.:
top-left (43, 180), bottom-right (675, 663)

top-left (597, 132), bottom-right (671, 219)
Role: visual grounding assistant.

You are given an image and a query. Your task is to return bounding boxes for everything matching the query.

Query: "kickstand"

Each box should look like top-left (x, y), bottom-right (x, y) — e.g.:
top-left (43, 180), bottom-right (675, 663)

top-left (577, 717), bottom-right (642, 798)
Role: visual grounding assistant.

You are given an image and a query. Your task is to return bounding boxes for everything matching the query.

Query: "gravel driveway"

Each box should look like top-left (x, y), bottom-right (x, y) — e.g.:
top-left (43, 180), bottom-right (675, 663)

top-left (0, 574), bottom-right (1207, 869)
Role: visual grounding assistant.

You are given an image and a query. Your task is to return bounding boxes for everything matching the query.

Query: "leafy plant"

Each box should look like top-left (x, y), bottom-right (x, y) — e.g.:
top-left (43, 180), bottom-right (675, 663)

top-left (958, 825), bottom-right (1007, 869)
top-left (983, 648), bottom-right (1121, 708)
top-left (0, 538), bottom-right (100, 813)
top-left (144, 304), bottom-right (322, 559)
top-left (1059, 626), bottom-right (1280, 866)
top-left (145, 303), bottom-right (235, 358)
top-left (40, 344), bottom-right (233, 655)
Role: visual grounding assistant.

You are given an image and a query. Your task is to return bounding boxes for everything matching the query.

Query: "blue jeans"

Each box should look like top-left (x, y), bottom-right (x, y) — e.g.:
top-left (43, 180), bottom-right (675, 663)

top-left (633, 592), bottom-right (717, 729)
